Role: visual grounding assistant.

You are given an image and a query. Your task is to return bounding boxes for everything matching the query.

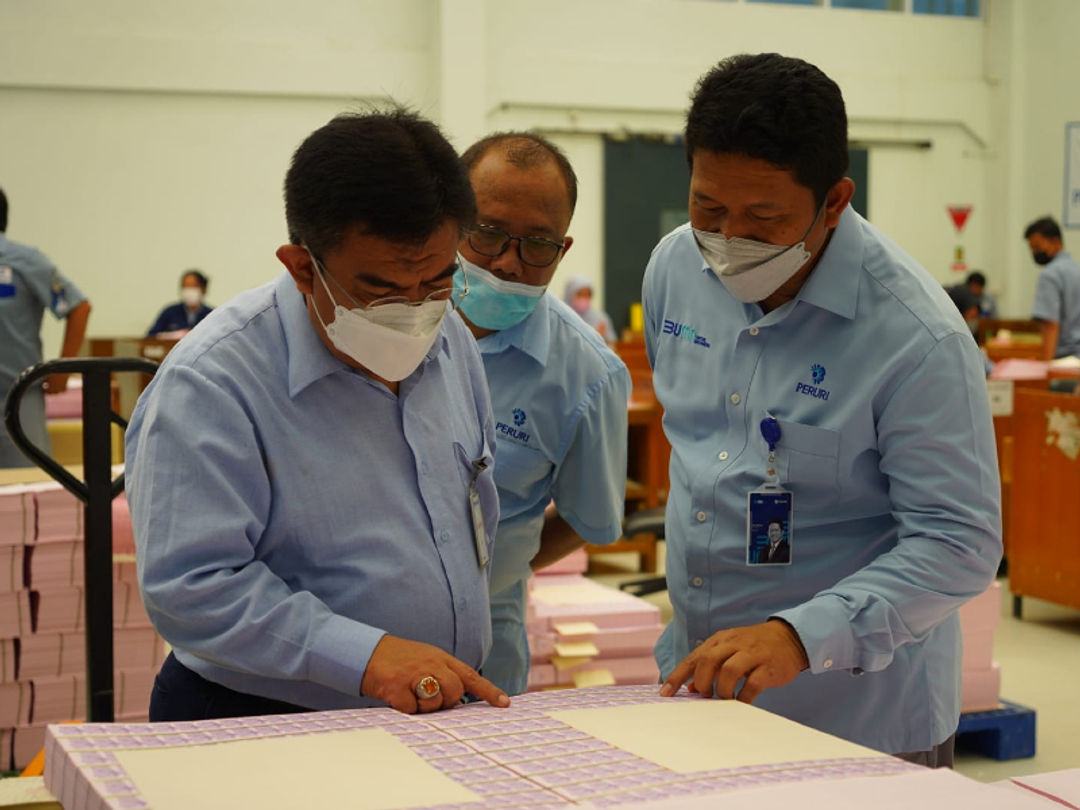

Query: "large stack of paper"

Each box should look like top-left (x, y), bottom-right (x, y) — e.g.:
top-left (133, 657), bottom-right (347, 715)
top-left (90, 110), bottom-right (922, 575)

top-left (45, 684), bottom-right (931, 810)
top-left (958, 581), bottom-right (1003, 712)
top-left (0, 482), bottom-right (165, 771)
top-left (526, 574), bottom-right (663, 691)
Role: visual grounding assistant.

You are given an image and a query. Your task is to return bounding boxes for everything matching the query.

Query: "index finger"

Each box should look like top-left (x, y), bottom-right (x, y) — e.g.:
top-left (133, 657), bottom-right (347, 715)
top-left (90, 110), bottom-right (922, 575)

top-left (659, 656), bottom-right (695, 697)
top-left (448, 660), bottom-right (510, 708)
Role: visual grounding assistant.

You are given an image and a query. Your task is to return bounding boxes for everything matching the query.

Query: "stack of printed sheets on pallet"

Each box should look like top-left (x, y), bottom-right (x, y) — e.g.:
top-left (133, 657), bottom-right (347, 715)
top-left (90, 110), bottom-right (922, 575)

top-left (526, 555), bottom-right (663, 691)
top-left (0, 482), bottom-right (165, 771)
top-left (958, 581), bottom-right (1003, 711)
top-left (43, 684), bottom-right (1056, 810)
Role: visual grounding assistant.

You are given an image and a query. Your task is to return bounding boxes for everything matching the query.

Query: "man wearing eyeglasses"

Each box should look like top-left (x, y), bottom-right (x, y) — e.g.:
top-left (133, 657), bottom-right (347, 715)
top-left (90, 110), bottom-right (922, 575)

top-left (453, 133), bottom-right (631, 695)
top-left (126, 109), bottom-right (511, 720)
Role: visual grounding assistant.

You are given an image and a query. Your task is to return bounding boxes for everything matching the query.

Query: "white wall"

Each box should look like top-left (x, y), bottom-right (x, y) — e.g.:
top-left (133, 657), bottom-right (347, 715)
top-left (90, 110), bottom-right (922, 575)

top-left (2, 0), bottom-right (1073, 356)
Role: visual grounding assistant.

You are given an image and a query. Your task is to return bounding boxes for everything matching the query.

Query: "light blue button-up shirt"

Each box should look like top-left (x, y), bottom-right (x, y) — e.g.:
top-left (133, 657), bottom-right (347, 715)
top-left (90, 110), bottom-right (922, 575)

top-left (126, 272), bottom-right (499, 710)
top-left (1031, 250), bottom-right (1080, 358)
top-left (468, 293), bottom-right (630, 694)
top-left (643, 208), bottom-right (1001, 754)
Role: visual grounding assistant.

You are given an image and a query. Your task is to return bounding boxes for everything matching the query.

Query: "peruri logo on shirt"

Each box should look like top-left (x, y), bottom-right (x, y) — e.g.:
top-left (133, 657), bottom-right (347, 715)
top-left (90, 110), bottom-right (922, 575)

top-left (661, 319), bottom-right (711, 348)
top-left (796, 363), bottom-right (830, 401)
top-left (496, 408), bottom-right (531, 444)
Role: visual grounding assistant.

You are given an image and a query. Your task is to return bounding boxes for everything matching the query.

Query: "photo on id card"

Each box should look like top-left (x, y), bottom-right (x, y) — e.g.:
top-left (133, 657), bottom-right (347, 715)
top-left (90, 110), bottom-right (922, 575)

top-left (746, 488), bottom-right (792, 566)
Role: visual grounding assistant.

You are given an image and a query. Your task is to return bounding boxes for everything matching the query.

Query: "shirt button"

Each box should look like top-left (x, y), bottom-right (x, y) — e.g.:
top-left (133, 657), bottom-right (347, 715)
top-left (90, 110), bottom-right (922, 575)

top-left (456, 597), bottom-right (467, 610)
top-left (695, 511), bottom-right (707, 522)
top-left (730, 393), bottom-right (741, 405)
top-left (823, 659), bottom-right (833, 670)
top-left (691, 577), bottom-right (704, 587)
top-left (439, 530), bottom-right (449, 543)
top-left (749, 327), bottom-right (760, 336)
top-left (717, 451), bottom-right (728, 461)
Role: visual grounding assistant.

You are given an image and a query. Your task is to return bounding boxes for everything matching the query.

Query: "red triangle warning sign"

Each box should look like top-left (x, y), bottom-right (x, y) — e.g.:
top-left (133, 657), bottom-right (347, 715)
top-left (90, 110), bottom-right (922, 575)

top-left (947, 205), bottom-right (973, 232)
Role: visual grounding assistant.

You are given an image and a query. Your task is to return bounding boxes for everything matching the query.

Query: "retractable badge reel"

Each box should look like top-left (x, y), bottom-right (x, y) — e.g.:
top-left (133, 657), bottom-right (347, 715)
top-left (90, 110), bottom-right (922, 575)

top-left (746, 416), bottom-right (793, 566)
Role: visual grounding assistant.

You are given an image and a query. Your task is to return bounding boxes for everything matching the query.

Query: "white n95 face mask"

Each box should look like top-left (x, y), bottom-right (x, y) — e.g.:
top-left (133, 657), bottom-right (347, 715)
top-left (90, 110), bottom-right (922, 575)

top-left (180, 287), bottom-right (203, 307)
top-left (309, 254), bottom-right (448, 382)
top-left (693, 205), bottom-right (824, 303)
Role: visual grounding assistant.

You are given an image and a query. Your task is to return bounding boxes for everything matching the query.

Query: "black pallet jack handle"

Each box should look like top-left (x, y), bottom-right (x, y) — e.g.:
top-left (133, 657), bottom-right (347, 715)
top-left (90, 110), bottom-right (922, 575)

top-left (4, 357), bottom-right (159, 722)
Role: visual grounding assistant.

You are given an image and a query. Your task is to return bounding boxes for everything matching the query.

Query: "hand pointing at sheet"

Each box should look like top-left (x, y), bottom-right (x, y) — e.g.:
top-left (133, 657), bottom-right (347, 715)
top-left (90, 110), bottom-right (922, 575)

top-left (659, 619), bottom-right (809, 704)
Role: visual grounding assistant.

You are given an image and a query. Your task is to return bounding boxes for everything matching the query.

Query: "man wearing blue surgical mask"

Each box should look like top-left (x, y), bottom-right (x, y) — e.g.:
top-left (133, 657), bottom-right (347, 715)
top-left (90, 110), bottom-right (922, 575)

top-left (126, 109), bottom-right (510, 720)
top-left (453, 133), bottom-right (631, 695)
top-left (645, 54), bottom-right (1000, 767)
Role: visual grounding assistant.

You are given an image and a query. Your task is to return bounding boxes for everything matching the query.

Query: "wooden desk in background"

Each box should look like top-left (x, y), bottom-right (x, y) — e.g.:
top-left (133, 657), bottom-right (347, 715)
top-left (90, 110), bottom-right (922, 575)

top-left (1007, 387), bottom-right (1080, 618)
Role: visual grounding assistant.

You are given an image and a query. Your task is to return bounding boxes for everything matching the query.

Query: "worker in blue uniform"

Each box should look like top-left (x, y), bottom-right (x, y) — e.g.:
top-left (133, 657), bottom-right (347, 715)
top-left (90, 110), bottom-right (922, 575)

top-left (453, 133), bottom-right (631, 695)
top-left (126, 110), bottom-right (509, 720)
top-left (0, 186), bottom-right (92, 468)
top-left (146, 269), bottom-right (213, 336)
top-left (646, 53), bottom-right (1001, 766)
top-left (1025, 216), bottom-right (1080, 359)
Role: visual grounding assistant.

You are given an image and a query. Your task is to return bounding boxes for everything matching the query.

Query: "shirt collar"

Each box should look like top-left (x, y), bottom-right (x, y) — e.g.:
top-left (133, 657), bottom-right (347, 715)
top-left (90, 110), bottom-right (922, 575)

top-left (792, 205), bottom-right (862, 321)
top-left (276, 272), bottom-right (449, 398)
top-left (474, 292), bottom-right (552, 367)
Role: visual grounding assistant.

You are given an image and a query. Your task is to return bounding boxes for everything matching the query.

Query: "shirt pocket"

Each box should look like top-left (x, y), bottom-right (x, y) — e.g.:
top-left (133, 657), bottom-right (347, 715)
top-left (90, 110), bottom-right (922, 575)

top-left (492, 442), bottom-right (552, 502)
top-left (453, 439), bottom-right (499, 557)
top-left (775, 419), bottom-right (841, 512)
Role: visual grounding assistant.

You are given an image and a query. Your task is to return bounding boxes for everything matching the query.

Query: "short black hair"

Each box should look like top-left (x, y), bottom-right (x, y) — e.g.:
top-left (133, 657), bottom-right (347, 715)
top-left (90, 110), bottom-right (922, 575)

top-left (461, 132), bottom-right (578, 215)
top-left (965, 271), bottom-right (986, 288)
top-left (284, 108), bottom-right (476, 256)
top-left (1024, 216), bottom-right (1062, 241)
top-left (685, 53), bottom-right (849, 207)
top-left (946, 283), bottom-right (979, 317)
top-left (181, 269), bottom-right (208, 291)
top-left (767, 518), bottom-right (784, 530)
top-left (0, 187), bottom-right (8, 232)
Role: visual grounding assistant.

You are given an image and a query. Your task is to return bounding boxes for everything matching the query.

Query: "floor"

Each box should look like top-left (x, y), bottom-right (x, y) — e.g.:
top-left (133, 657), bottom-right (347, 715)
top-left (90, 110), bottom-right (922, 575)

top-left (586, 543), bottom-right (1080, 784)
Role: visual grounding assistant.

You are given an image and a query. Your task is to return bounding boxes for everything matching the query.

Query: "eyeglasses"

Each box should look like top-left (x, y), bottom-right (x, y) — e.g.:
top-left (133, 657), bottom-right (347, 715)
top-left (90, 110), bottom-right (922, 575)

top-left (311, 253), bottom-right (455, 309)
top-left (467, 225), bottom-right (565, 268)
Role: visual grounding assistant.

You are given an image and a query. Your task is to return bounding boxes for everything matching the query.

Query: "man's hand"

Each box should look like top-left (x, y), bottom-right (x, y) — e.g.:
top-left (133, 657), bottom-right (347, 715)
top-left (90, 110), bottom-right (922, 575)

top-left (659, 619), bottom-right (809, 704)
top-left (361, 635), bottom-right (510, 714)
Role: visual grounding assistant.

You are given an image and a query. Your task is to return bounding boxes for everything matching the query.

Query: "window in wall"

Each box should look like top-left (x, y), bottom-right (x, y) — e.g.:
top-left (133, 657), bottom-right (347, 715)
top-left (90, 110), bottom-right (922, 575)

top-left (912, 0), bottom-right (979, 16)
top-left (830, 0), bottom-right (902, 10)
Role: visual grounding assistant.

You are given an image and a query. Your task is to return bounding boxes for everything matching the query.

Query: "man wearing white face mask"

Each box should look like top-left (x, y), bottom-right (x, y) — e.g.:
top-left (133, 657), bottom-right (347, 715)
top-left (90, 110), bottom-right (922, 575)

top-left (452, 133), bottom-right (631, 695)
top-left (645, 54), bottom-right (1000, 765)
top-left (126, 109), bottom-right (510, 720)
top-left (146, 269), bottom-right (213, 336)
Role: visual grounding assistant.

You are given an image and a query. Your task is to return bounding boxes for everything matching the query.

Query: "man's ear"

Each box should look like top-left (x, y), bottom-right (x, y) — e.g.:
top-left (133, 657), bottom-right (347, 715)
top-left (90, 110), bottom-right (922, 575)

top-left (277, 244), bottom-right (317, 295)
top-left (823, 178), bottom-right (856, 229)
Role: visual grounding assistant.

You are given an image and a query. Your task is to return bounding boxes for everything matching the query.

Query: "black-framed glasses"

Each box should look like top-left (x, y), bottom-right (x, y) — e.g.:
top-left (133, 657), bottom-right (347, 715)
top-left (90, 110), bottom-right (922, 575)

top-left (467, 224), bottom-right (565, 268)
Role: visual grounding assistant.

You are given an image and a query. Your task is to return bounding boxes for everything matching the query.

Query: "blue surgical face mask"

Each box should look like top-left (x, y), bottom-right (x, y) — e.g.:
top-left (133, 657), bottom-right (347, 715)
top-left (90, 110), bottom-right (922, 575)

top-left (452, 254), bottom-right (545, 331)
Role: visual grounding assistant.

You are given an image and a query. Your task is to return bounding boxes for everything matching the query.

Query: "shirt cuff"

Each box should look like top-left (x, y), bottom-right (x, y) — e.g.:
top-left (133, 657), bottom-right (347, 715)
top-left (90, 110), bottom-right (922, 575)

top-left (307, 613), bottom-right (387, 697)
top-left (772, 597), bottom-right (857, 675)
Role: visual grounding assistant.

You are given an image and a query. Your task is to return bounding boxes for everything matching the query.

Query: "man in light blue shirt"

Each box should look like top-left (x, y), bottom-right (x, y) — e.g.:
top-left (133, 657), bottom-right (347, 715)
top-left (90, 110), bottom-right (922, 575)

top-left (0, 186), bottom-right (92, 468)
top-left (646, 54), bottom-right (1000, 763)
top-left (126, 110), bottom-right (509, 719)
top-left (452, 133), bottom-right (630, 695)
top-left (1025, 216), bottom-right (1080, 358)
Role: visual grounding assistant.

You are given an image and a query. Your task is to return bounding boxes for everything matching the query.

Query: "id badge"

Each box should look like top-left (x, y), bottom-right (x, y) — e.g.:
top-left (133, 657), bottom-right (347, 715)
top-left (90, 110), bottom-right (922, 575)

top-left (469, 480), bottom-right (490, 569)
top-left (746, 485), bottom-right (793, 566)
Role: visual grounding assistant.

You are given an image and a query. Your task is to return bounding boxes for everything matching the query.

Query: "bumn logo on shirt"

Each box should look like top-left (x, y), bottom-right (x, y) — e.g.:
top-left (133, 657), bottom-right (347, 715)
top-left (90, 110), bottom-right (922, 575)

top-left (661, 319), bottom-right (711, 348)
